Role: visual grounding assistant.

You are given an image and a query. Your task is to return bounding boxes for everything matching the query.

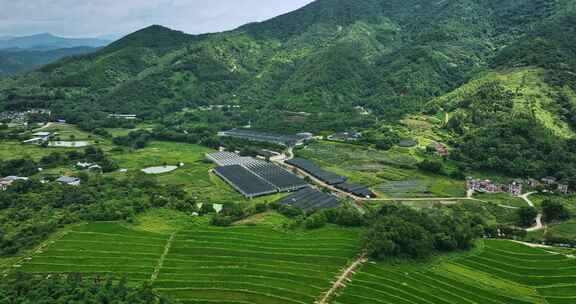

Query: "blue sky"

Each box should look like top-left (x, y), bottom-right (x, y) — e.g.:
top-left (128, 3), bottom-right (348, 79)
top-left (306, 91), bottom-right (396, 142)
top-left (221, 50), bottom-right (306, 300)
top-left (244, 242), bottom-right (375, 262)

top-left (0, 0), bottom-right (314, 38)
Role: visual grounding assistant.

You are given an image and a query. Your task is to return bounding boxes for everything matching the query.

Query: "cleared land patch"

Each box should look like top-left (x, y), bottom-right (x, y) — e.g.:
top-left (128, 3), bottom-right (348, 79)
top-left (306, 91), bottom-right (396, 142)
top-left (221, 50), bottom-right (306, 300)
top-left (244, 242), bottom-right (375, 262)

top-left (334, 240), bottom-right (576, 304)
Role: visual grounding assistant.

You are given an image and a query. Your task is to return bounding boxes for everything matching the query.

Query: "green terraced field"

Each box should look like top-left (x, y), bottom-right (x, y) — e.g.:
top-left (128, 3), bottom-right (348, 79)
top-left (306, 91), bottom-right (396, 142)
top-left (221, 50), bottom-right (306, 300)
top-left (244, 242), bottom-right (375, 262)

top-left (17, 221), bottom-right (362, 304)
top-left (334, 240), bottom-right (576, 304)
top-left (18, 223), bottom-right (167, 283)
top-left (156, 225), bottom-right (361, 304)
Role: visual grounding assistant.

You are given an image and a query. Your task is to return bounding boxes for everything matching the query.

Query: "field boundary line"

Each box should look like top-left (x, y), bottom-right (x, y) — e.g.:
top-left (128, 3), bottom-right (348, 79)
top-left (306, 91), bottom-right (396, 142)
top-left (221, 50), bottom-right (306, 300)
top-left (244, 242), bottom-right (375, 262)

top-left (151, 232), bottom-right (175, 283)
top-left (316, 252), bottom-right (367, 304)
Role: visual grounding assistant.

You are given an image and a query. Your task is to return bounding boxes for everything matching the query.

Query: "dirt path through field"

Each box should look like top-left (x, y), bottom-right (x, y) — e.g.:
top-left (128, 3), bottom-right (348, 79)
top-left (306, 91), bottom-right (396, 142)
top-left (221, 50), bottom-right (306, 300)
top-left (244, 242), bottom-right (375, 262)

top-left (316, 253), bottom-right (367, 304)
top-left (150, 232), bottom-right (175, 283)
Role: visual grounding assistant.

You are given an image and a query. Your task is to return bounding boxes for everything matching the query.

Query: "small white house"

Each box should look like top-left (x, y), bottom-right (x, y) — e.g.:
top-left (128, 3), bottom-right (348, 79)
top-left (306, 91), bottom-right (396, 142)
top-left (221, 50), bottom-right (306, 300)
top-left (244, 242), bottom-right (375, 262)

top-left (56, 176), bottom-right (81, 186)
top-left (0, 176), bottom-right (29, 190)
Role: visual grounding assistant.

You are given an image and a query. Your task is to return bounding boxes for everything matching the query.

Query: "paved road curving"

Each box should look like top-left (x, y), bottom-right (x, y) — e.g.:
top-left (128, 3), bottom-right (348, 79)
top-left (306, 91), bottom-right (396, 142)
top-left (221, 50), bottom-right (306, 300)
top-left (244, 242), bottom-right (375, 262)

top-left (521, 192), bottom-right (545, 231)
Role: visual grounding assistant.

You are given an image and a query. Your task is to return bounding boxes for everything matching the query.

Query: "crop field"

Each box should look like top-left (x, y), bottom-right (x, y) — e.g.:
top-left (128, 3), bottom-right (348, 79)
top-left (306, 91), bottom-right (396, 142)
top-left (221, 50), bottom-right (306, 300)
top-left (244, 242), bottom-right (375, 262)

top-left (19, 222), bottom-right (168, 285)
top-left (156, 224), bottom-right (362, 304)
top-left (334, 240), bottom-right (576, 304)
top-left (376, 179), bottom-right (433, 197)
top-left (17, 218), bottom-right (362, 304)
top-left (474, 193), bottom-right (529, 208)
top-left (297, 141), bottom-right (464, 197)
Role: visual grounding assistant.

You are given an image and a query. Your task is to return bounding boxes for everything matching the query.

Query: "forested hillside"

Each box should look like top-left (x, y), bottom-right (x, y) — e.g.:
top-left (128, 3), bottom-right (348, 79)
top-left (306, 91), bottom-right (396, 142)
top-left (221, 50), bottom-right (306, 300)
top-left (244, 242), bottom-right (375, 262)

top-left (1, 0), bottom-right (576, 178)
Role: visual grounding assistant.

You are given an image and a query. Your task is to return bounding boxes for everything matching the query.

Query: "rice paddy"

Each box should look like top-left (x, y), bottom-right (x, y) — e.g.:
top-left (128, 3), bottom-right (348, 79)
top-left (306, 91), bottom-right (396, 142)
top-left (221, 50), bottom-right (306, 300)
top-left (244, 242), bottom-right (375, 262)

top-left (333, 240), bottom-right (576, 304)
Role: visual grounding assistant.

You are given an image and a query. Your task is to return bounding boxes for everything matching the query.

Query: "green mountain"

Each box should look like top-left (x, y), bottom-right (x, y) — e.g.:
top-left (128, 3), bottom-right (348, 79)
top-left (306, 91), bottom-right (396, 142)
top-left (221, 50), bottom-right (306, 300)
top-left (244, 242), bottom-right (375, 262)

top-left (0, 47), bottom-right (99, 76)
top-left (1, 0), bottom-right (576, 177)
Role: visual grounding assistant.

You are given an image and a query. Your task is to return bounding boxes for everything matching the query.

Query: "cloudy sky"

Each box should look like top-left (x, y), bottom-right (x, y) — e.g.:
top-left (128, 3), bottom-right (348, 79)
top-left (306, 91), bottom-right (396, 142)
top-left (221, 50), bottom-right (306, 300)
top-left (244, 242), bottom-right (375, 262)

top-left (0, 0), bottom-right (315, 39)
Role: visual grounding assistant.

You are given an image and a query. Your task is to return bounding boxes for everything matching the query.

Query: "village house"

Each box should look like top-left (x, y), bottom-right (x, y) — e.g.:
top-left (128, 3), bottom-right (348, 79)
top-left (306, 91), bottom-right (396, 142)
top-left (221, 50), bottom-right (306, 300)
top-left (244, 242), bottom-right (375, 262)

top-left (22, 132), bottom-right (54, 145)
top-left (108, 114), bottom-right (138, 120)
top-left (327, 131), bottom-right (362, 142)
top-left (56, 176), bottom-right (81, 186)
top-left (558, 183), bottom-right (570, 194)
top-left (0, 176), bottom-right (29, 190)
top-left (76, 162), bottom-right (102, 171)
top-left (466, 177), bottom-right (522, 196)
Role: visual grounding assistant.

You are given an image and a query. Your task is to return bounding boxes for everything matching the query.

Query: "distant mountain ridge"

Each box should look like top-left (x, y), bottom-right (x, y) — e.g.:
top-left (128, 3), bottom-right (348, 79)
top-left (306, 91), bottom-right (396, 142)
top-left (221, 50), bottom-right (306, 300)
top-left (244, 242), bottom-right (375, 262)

top-left (0, 33), bottom-right (110, 51)
top-left (0, 47), bottom-right (100, 76)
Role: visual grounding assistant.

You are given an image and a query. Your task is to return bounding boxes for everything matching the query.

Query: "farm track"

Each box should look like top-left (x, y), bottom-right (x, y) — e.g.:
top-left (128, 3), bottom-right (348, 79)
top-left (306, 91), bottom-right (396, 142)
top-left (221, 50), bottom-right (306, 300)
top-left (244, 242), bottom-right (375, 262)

top-left (317, 253), bottom-right (367, 304)
top-left (151, 232), bottom-right (176, 283)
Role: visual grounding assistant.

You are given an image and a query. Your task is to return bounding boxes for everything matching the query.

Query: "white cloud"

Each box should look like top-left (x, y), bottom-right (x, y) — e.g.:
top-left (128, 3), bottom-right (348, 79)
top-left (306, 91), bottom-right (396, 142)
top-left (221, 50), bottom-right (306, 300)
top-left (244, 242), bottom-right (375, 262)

top-left (0, 0), bottom-right (314, 38)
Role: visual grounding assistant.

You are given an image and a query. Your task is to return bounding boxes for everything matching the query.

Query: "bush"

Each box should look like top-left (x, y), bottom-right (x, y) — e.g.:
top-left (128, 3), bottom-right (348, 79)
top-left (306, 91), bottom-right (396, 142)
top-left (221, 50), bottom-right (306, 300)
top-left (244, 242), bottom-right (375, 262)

top-left (198, 203), bottom-right (216, 216)
top-left (417, 159), bottom-right (443, 174)
top-left (517, 206), bottom-right (538, 227)
top-left (304, 212), bottom-right (327, 229)
top-left (210, 215), bottom-right (236, 227)
top-left (278, 205), bottom-right (304, 218)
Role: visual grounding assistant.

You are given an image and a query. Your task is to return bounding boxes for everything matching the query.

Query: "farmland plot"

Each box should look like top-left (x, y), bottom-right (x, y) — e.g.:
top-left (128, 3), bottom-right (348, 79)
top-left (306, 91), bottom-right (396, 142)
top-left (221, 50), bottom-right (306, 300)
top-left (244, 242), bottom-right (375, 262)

top-left (19, 222), bottom-right (168, 284)
top-left (17, 220), bottom-right (362, 304)
top-left (156, 225), bottom-right (362, 304)
top-left (334, 240), bottom-right (576, 304)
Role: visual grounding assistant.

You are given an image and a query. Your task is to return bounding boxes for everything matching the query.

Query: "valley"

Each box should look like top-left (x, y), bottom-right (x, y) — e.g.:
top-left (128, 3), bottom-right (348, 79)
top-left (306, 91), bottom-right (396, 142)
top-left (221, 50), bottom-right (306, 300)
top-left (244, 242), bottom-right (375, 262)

top-left (1, 0), bottom-right (576, 303)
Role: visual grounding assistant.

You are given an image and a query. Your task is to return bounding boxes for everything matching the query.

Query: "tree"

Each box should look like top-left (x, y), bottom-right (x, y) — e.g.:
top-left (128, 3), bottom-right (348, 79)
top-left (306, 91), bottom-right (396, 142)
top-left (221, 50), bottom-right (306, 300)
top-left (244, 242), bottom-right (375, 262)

top-left (199, 203), bottom-right (216, 216)
top-left (417, 159), bottom-right (443, 174)
top-left (304, 212), bottom-right (327, 229)
top-left (541, 199), bottom-right (571, 223)
top-left (517, 206), bottom-right (538, 227)
top-left (364, 216), bottom-right (434, 259)
top-left (278, 204), bottom-right (303, 218)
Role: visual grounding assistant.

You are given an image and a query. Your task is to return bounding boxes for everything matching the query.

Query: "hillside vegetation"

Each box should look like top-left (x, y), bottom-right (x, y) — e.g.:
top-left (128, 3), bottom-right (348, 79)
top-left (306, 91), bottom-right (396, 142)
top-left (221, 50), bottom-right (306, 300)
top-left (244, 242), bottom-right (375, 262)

top-left (1, 0), bottom-right (576, 178)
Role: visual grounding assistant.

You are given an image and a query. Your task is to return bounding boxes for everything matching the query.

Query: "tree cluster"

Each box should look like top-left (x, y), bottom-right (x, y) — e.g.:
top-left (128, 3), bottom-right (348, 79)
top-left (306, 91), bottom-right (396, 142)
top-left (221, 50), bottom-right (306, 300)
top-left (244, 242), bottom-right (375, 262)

top-left (0, 272), bottom-right (173, 304)
top-left (363, 205), bottom-right (483, 259)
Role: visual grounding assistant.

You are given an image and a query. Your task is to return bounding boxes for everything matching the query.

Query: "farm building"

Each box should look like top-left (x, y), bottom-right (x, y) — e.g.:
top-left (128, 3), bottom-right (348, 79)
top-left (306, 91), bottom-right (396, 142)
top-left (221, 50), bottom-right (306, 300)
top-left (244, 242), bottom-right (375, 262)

top-left (327, 131), bottom-right (362, 142)
top-left (286, 158), bottom-right (347, 185)
top-left (108, 114), bottom-right (137, 120)
top-left (205, 151), bottom-right (257, 167)
top-left (276, 187), bottom-right (340, 213)
top-left (22, 131), bottom-right (53, 145)
top-left (213, 165), bottom-right (277, 198)
top-left (208, 152), bottom-right (308, 198)
top-left (243, 161), bottom-right (308, 192)
top-left (22, 137), bottom-right (46, 145)
top-left (217, 128), bottom-right (312, 147)
top-left (335, 183), bottom-right (376, 198)
top-left (76, 162), bottom-right (102, 170)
